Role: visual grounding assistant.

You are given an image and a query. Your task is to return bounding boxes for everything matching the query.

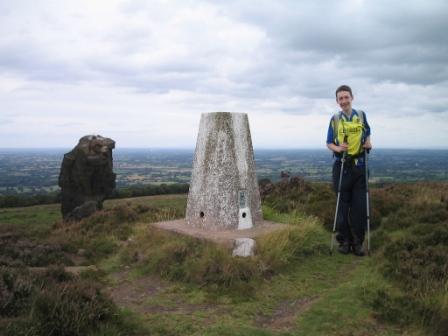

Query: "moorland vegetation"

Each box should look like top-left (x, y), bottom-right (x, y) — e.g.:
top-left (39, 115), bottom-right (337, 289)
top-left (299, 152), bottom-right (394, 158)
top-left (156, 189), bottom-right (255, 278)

top-left (0, 179), bottom-right (447, 335)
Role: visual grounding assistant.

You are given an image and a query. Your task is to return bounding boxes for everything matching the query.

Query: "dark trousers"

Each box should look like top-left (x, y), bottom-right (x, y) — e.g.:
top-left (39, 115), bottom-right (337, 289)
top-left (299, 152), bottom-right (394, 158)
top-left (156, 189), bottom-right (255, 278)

top-left (332, 160), bottom-right (367, 246)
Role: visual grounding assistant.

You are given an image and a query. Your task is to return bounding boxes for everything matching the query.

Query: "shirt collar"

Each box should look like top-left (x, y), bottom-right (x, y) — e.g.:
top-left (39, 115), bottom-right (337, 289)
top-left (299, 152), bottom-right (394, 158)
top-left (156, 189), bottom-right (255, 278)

top-left (340, 109), bottom-right (358, 121)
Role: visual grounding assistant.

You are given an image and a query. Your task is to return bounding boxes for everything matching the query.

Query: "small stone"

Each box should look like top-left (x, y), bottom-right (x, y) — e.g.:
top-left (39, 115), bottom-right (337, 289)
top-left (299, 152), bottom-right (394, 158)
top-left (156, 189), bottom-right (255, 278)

top-left (133, 251), bottom-right (141, 262)
top-left (77, 249), bottom-right (87, 256)
top-left (232, 238), bottom-right (256, 257)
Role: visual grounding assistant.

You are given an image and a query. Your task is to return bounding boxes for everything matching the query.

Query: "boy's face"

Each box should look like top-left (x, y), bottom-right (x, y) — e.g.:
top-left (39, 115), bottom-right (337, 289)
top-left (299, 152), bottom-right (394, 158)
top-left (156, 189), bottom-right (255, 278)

top-left (336, 90), bottom-right (353, 113)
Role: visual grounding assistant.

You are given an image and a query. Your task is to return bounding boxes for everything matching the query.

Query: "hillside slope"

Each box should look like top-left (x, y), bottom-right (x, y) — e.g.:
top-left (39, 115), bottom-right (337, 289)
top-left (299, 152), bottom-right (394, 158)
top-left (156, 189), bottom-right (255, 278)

top-left (1, 181), bottom-right (447, 335)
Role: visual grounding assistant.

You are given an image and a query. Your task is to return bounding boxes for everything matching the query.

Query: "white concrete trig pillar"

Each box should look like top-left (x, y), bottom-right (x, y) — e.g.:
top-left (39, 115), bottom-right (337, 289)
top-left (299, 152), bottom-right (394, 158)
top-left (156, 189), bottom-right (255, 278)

top-left (186, 112), bottom-right (262, 231)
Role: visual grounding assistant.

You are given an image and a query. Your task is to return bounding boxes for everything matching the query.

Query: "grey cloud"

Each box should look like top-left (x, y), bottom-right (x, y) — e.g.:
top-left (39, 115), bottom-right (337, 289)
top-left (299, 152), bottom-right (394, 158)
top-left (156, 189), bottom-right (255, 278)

top-left (1, 0), bottom-right (447, 102)
top-left (56, 122), bottom-right (84, 127)
top-left (353, 62), bottom-right (448, 86)
top-left (1, 0), bottom-right (447, 148)
top-left (0, 41), bottom-right (86, 84)
top-left (426, 98), bottom-right (448, 114)
top-left (87, 57), bottom-right (210, 93)
top-left (219, 0), bottom-right (448, 86)
top-left (0, 118), bottom-right (13, 125)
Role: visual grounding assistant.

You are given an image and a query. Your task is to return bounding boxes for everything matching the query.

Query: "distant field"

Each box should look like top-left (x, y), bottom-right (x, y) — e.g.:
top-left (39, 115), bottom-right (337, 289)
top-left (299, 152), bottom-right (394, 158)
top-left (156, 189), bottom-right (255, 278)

top-left (0, 148), bottom-right (447, 195)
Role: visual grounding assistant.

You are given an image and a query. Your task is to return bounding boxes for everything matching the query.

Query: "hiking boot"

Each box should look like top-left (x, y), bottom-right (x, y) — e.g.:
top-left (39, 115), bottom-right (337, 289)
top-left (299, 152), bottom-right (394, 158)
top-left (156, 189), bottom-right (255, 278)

top-left (338, 244), bottom-right (350, 254)
top-left (352, 244), bottom-right (365, 257)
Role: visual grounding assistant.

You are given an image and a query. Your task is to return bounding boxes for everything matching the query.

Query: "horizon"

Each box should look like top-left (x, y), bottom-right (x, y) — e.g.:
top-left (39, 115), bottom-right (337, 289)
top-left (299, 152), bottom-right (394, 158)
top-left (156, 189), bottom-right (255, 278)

top-left (1, 146), bottom-right (448, 151)
top-left (1, 146), bottom-right (447, 195)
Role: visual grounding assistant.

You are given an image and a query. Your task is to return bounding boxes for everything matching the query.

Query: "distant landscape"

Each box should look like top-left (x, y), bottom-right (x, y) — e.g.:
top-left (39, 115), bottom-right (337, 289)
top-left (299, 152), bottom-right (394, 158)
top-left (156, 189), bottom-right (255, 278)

top-left (1, 149), bottom-right (447, 335)
top-left (0, 148), bottom-right (447, 196)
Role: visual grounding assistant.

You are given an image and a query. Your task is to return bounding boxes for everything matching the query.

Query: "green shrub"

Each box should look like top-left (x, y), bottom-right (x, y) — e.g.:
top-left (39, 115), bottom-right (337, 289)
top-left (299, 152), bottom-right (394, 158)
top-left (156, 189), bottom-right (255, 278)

top-left (257, 229), bottom-right (297, 273)
top-left (262, 177), bottom-right (310, 212)
top-left (0, 266), bottom-right (139, 336)
top-left (74, 205), bottom-right (137, 240)
top-left (2, 318), bottom-right (35, 336)
top-left (382, 236), bottom-right (448, 293)
top-left (365, 183), bottom-right (448, 335)
top-left (0, 267), bottom-right (34, 317)
top-left (412, 222), bottom-right (448, 245)
top-left (123, 210), bottom-right (327, 296)
top-left (111, 204), bottom-right (139, 223)
top-left (89, 238), bottom-right (118, 259)
top-left (29, 280), bottom-right (117, 336)
top-left (416, 203), bottom-right (448, 224)
top-left (369, 288), bottom-right (414, 325)
top-left (381, 208), bottom-right (417, 231)
top-left (367, 287), bottom-right (448, 336)
top-left (370, 227), bottom-right (391, 251)
top-left (134, 204), bottom-right (151, 214)
top-left (257, 223), bottom-right (327, 274)
top-left (370, 186), bottom-right (408, 218)
top-left (43, 265), bottom-right (75, 283)
top-left (305, 199), bottom-right (335, 230)
top-left (260, 177), bottom-right (387, 232)
top-left (185, 246), bottom-right (258, 295)
top-left (0, 236), bottom-right (73, 267)
top-left (146, 237), bottom-right (199, 280)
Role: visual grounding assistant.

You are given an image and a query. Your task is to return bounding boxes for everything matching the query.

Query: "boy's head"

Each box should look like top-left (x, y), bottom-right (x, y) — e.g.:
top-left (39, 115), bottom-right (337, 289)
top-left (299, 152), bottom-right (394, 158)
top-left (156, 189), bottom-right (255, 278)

top-left (335, 85), bottom-right (353, 98)
top-left (335, 85), bottom-right (353, 113)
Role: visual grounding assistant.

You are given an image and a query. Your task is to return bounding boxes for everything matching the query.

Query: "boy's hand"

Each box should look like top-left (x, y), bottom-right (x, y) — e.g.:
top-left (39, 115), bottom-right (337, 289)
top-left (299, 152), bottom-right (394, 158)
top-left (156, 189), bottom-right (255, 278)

top-left (338, 143), bottom-right (348, 153)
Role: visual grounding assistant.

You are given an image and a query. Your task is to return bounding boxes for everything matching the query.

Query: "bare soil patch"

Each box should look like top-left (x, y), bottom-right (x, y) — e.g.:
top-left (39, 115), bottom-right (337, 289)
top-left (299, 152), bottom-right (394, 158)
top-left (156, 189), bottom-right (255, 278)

top-left (107, 269), bottom-right (224, 317)
top-left (107, 270), bottom-right (168, 313)
top-left (255, 295), bottom-right (320, 331)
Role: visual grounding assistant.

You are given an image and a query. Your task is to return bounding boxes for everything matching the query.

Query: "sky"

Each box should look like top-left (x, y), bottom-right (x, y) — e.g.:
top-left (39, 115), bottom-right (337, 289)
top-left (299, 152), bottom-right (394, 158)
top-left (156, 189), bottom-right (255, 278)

top-left (1, 0), bottom-right (447, 149)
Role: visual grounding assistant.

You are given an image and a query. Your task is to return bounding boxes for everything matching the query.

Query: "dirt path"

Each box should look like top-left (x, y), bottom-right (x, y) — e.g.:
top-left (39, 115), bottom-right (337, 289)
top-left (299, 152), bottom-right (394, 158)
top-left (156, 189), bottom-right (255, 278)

top-left (106, 269), bottom-right (226, 317)
top-left (254, 257), bottom-right (364, 332)
top-left (107, 257), bottom-right (364, 333)
top-left (255, 295), bottom-right (321, 330)
top-left (106, 269), bottom-right (169, 313)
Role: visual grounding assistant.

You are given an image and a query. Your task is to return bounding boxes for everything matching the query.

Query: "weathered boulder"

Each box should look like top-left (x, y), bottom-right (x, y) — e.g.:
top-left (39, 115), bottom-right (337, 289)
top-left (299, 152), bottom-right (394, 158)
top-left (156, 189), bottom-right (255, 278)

top-left (58, 135), bottom-right (116, 221)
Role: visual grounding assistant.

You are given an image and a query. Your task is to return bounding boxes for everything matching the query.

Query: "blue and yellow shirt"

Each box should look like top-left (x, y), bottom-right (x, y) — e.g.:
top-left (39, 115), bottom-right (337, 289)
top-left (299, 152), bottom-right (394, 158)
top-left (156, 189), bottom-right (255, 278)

top-left (326, 109), bottom-right (371, 165)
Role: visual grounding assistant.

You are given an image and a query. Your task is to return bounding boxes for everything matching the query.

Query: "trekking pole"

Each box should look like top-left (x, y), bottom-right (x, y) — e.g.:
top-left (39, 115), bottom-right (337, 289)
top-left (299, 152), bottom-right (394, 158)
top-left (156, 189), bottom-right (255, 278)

top-left (365, 149), bottom-right (371, 256)
top-left (330, 136), bottom-right (348, 255)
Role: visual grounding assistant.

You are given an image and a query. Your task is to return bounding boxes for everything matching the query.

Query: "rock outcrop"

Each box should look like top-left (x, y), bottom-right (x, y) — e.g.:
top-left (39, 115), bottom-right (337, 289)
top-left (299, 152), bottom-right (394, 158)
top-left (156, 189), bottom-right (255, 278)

top-left (58, 135), bottom-right (116, 221)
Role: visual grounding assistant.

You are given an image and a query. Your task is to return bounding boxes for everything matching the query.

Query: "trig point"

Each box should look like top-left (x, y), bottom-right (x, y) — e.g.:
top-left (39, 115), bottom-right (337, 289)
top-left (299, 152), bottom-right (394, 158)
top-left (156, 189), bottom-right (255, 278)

top-left (186, 112), bottom-right (262, 231)
top-left (152, 112), bottom-right (287, 257)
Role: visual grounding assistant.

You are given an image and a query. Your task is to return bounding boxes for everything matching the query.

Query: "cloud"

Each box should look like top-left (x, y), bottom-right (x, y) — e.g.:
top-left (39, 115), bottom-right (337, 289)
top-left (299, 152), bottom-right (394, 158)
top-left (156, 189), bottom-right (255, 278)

top-left (217, 0), bottom-right (448, 87)
top-left (2, 1), bottom-right (447, 88)
top-left (0, 0), bottom-right (447, 148)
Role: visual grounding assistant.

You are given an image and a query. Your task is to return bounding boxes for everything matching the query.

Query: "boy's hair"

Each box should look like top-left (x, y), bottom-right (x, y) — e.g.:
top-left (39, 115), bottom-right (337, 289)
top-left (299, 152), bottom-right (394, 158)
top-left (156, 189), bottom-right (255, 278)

top-left (335, 85), bottom-right (353, 98)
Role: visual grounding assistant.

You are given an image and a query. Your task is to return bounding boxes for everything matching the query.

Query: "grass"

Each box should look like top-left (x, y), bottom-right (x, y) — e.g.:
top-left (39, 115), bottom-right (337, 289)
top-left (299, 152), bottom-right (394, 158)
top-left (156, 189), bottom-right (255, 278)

top-left (294, 260), bottom-right (394, 336)
top-left (0, 195), bottom-right (189, 335)
top-left (0, 203), bottom-right (61, 238)
top-left (119, 252), bottom-right (398, 336)
top-left (0, 194), bottom-right (186, 239)
top-left (2, 182), bottom-right (447, 335)
top-left (97, 200), bottom-right (409, 335)
top-left (263, 205), bottom-right (314, 225)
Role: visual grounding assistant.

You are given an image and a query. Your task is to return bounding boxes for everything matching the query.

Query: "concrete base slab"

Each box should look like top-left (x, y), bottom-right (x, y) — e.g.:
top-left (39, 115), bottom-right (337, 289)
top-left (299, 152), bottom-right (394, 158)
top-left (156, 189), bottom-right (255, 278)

top-left (151, 219), bottom-right (290, 253)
